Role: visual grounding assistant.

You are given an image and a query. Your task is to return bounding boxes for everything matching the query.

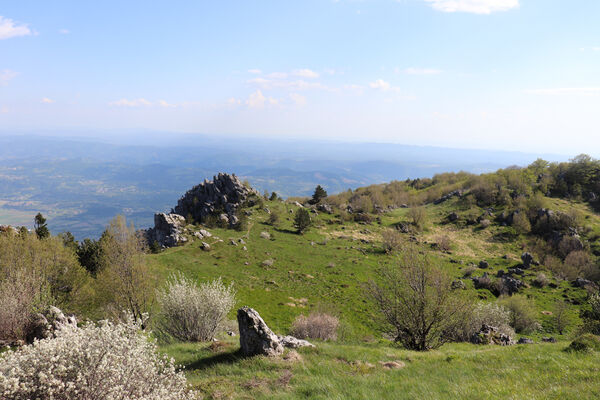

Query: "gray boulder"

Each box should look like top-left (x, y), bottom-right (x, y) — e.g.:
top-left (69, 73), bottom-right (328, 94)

top-left (317, 204), bottom-right (333, 214)
top-left (26, 306), bottom-right (77, 344)
top-left (470, 324), bottom-right (513, 346)
top-left (521, 252), bottom-right (535, 268)
top-left (237, 307), bottom-right (284, 356)
top-left (517, 337), bottom-right (534, 344)
top-left (146, 213), bottom-right (187, 248)
top-left (278, 335), bottom-right (315, 349)
top-left (237, 307), bottom-right (314, 357)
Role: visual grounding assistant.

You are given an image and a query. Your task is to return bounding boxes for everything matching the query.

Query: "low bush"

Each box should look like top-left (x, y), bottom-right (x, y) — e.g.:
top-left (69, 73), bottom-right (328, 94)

top-left (453, 302), bottom-right (514, 342)
top-left (157, 274), bottom-right (236, 342)
top-left (532, 273), bottom-right (549, 288)
top-left (566, 334), bottom-right (600, 352)
top-left (291, 312), bottom-right (339, 341)
top-left (0, 318), bottom-right (196, 399)
top-left (381, 229), bottom-right (403, 253)
top-left (499, 295), bottom-right (541, 334)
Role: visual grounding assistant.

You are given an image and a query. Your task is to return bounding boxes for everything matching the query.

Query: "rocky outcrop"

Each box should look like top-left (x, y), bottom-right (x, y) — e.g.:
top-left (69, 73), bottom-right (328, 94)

top-left (146, 213), bottom-right (187, 248)
top-left (470, 324), bottom-right (513, 346)
top-left (433, 190), bottom-right (463, 205)
top-left (26, 306), bottom-right (77, 344)
top-left (173, 173), bottom-right (259, 227)
top-left (237, 307), bottom-right (313, 357)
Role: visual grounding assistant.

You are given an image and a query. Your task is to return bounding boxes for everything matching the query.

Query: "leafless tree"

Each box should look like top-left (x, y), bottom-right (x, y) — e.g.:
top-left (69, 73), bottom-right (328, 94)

top-left (367, 247), bottom-right (469, 350)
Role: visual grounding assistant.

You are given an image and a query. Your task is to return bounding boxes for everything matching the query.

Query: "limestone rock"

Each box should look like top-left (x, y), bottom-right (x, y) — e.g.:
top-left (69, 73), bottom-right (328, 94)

top-left (237, 307), bottom-right (284, 356)
top-left (278, 335), bottom-right (315, 349)
top-left (470, 324), bottom-right (513, 346)
top-left (172, 173), bottom-right (259, 228)
top-left (25, 306), bottom-right (77, 344)
top-left (145, 213), bottom-right (186, 248)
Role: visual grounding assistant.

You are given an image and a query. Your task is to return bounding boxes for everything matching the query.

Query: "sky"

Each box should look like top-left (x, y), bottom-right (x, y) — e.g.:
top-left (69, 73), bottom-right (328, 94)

top-left (1, 0), bottom-right (599, 155)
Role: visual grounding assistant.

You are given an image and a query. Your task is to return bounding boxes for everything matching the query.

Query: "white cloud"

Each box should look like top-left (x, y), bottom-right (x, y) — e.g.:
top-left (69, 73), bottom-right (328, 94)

top-left (401, 67), bottom-right (442, 75)
top-left (109, 98), bottom-right (153, 107)
top-left (292, 69), bottom-right (319, 79)
top-left (248, 69), bottom-right (262, 74)
top-left (226, 97), bottom-right (241, 106)
top-left (248, 77), bottom-right (328, 91)
top-left (369, 79), bottom-right (391, 91)
top-left (158, 100), bottom-right (176, 108)
top-left (59, 29), bottom-right (70, 35)
top-left (246, 90), bottom-right (267, 108)
top-left (289, 93), bottom-right (307, 106)
top-left (0, 16), bottom-right (32, 40)
top-left (246, 90), bottom-right (279, 108)
top-left (41, 97), bottom-right (55, 104)
top-left (423, 0), bottom-right (519, 14)
top-left (524, 87), bottom-right (600, 95)
top-left (0, 69), bottom-right (18, 86)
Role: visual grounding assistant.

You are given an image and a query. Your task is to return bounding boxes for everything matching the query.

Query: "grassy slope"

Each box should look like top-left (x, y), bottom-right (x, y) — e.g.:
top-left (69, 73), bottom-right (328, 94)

top-left (148, 197), bottom-right (595, 337)
top-left (162, 338), bottom-right (600, 400)
top-left (148, 196), bottom-right (600, 399)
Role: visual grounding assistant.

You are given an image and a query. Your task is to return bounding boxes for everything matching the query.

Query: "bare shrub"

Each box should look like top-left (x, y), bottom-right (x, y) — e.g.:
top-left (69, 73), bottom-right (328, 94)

top-left (381, 228), bottom-right (403, 253)
top-left (511, 211), bottom-right (531, 234)
top-left (157, 274), bottom-right (236, 342)
top-left (532, 273), bottom-right (549, 288)
top-left (367, 246), bottom-right (470, 350)
top-left (553, 301), bottom-right (573, 335)
top-left (0, 318), bottom-right (196, 399)
top-left (435, 235), bottom-right (451, 252)
top-left (453, 302), bottom-right (514, 341)
top-left (499, 295), bottom-right (541, 334)
top-left (291, 312), bottom-right (339, 341)
top-left (408, 206), bottom-right (427, 231)
top-left (564, 250), bottom-right (595, 280)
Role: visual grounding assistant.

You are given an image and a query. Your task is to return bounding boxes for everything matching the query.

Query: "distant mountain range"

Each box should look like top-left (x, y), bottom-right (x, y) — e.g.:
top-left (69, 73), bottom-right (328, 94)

top-left (0, 133), bottom-right (570, 239)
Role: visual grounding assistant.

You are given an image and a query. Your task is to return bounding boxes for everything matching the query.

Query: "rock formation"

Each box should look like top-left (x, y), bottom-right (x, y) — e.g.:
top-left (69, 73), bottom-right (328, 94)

top-left (26, 306), bottom-right (77, 344)
top-left (237, 306), bottom-right (314, 357)
top-left (146, 213), bottom-right (187, 248)
top-left (470, 324), bottom-right (513, 346)
top-left (173, 173), bottom-right (259, 226)
top-left (145, 173), bottom-right (258, 248)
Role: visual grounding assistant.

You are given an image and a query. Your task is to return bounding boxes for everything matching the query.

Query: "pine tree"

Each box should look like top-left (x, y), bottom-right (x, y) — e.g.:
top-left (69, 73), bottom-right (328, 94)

top-left (294, 208), bottom-right (311, 234)
top-left (311, 185), bottom-right (328, 204)
top-left (34, 213), bottom-right (50, 239)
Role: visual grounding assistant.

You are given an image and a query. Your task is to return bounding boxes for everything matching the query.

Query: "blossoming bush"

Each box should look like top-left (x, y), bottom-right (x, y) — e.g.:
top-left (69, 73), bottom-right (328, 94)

top-left (157, 274), bottom-right (236, 341)
top-left (291, 312), bottom-right (339, 341)
top-left (0, 318), bottom-right (196, 400)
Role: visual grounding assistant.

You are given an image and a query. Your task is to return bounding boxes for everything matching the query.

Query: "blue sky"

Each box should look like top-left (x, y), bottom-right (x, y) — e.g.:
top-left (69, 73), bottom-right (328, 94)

top-left (1, 0), bottom-right (599, 155)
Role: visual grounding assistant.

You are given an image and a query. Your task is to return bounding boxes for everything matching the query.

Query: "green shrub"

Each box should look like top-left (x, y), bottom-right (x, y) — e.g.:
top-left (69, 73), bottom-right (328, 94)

top-left (566, 334), bottom-right (600, 352)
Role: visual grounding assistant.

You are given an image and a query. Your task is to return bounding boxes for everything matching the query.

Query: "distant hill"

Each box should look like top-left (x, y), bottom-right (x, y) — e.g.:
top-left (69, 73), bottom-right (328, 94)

top-left (0, 134), bottom-right (570, 238)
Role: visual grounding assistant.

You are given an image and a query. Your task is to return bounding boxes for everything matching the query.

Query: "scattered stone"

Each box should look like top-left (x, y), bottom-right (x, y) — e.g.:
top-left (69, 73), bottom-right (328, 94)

top-left (448, 212), bottom-right (459, 222)
top-left (294, 201), bottom-right (304, 208)
top-left (470, 324), bottom-right (513, 346)
top-left (400, 204), bottom-right (408, 208)
top-left (521, 252), bottom-right (535, 268)
top-left (201, 242), bottom-right (211, 251)
top-left (433, 190), bottom-right (463, 205)
top-left (227, 331), bottom-right (236, 336)
top-left (262, 259), bottom-right (274, 267)
top-left (478, 260), bottom-right (489, 269)
top-left (239, 238), bottom-right (246, 244)
top-left (230, 239), bottom-right (238, 246)
top-left (260, 231), bottom-right (271, 240)
top-left (379, 361), bottom-right (406, 370)
top-left (199, 229), bottom-right (212, 238)
top-left (542, 337), bottom-right (557, 343)
top-left (573, 277), bottom-right (598, 290)
top-left (242, 246), bottom-right (248, 251)
top-left (517, 337), bottom-right (534, 344)
top-left (317, 204), bottom-right (333, 214)
top-left (500, 275), bottom-right (524, 295)
top-left (278, 335), bottom-right (315, 349)
top-left (451, 280), bottom-right (466, 290)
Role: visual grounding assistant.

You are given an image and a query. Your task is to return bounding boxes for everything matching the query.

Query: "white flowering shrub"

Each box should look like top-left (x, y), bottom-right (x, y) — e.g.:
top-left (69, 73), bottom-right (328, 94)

top-left (157, 274), bottom-right (236, 342)
top-left (0, 318), bottom-right (196, 400)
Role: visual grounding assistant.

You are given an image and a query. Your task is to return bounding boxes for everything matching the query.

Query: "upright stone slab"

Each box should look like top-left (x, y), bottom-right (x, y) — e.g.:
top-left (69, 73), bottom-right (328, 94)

top-left (237, 306), bottom-right (284, 356)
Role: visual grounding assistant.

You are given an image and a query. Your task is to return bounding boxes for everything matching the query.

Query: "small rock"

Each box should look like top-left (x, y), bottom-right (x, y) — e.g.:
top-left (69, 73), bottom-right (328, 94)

top-left (478, 260), bottom-right (489, 269)
top-left (379, 361), bottom-right (406, 370)
top-left (201, 242), bottom-right (211, 251)
top-left (517, 337), bottom-right (534, 344)
top-left (260, 231), bottom-right (271, 240)
top-left (542, 337), bottom-right (557, 343)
